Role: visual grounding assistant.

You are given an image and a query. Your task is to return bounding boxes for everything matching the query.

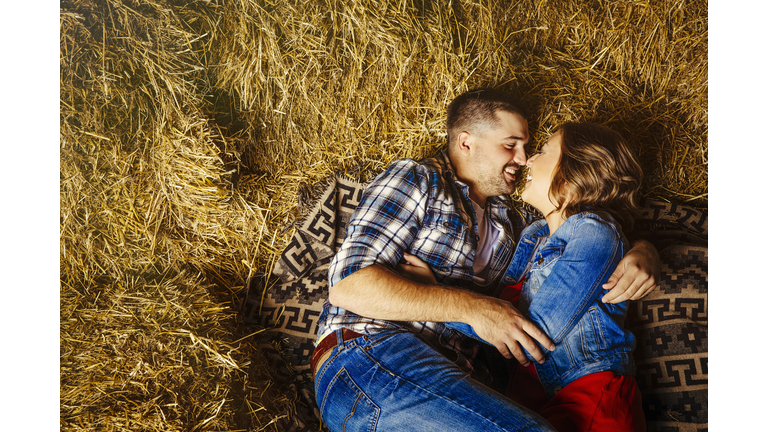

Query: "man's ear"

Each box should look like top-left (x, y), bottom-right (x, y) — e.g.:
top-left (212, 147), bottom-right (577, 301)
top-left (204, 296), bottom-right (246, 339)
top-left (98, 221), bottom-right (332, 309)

top-left (457, 131), bottom-right (472, 156)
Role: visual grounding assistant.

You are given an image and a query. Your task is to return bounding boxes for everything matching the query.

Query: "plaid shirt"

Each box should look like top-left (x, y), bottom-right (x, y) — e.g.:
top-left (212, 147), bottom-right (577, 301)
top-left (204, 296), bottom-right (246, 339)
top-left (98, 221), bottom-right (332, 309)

top-left (317, 150), bottom-right (537, 366)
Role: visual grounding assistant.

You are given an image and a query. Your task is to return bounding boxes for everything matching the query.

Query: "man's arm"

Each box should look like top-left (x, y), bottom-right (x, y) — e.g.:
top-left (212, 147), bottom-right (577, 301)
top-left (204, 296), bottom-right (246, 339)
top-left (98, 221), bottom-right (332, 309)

top-left (328, 160), bottom-right (552, 365)
top-left (601, 240), bottom-right (660, 303)
top-left (329, 264), bottom-right (555, 366)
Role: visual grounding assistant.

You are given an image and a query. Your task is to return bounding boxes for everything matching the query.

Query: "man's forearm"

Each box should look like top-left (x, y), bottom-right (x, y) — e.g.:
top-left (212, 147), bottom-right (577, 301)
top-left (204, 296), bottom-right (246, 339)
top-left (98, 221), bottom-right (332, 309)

top-left (329, 263), bottom-right (555, 364)
top-left (328, 264), bottom-right (478, 323)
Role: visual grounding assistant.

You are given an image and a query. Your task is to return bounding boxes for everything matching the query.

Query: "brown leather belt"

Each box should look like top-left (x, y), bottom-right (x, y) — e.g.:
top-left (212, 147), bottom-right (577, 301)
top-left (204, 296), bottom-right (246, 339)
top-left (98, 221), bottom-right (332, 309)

top-left (310, 328), bottom-right (364, 377)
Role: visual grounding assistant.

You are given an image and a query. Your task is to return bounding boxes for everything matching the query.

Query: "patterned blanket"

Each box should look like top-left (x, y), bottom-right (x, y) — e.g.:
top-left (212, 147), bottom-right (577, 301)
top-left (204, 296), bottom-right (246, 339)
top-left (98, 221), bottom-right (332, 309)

top-left (241, 177), bottom-right (708, 432)
top-left (241, 177), bottom-right (363, 431)
top-left (627, 201), bottom-right (707, 432)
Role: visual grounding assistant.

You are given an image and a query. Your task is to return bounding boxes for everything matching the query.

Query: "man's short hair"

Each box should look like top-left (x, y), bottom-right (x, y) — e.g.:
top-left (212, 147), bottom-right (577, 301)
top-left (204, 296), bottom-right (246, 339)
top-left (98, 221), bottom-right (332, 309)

top-left (446, 88), bottom-right (529, 148)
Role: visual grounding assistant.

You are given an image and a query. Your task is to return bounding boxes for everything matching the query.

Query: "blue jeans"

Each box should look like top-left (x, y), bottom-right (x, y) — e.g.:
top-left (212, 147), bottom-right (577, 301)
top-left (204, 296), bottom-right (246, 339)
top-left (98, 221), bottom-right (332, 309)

top-left (314, 329), bottom-right (556, 432)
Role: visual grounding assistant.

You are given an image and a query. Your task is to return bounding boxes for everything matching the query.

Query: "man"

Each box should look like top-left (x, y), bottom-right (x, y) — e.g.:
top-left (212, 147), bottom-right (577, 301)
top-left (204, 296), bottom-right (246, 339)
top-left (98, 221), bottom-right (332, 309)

top-left (311, 89), bottom-right (659, 431)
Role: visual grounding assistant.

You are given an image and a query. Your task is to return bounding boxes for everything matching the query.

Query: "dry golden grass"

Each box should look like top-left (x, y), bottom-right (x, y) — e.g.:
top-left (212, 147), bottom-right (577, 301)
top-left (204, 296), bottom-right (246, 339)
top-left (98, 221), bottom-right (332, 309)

top-left (60, 0), bottom-right (707, 430)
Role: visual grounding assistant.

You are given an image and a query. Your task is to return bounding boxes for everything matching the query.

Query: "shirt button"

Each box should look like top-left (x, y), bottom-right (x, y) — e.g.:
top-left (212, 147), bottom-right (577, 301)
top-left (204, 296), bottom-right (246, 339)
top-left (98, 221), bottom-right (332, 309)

top-left (443, 222), bottom-right (450, 228)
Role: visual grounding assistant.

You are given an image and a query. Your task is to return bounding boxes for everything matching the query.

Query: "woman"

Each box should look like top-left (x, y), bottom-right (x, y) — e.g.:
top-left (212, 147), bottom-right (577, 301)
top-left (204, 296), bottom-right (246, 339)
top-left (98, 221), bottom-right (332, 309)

top-left (402, 122), bottom-right (646, 432)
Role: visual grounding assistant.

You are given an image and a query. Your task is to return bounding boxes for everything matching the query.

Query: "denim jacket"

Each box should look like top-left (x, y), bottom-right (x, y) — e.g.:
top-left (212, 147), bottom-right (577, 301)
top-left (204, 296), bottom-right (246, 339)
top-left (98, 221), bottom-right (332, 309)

top-left (446, 211), bottom-right (636, 397)
top-left (505, 211), bottom-right (637, 397)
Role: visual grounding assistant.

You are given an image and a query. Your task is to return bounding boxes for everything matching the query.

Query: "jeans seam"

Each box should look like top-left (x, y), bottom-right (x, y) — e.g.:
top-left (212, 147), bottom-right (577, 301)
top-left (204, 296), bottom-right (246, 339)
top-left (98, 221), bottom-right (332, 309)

top-left (320, 365), bottom-right (381, 429)
top-left (319, 366), bottom-right (344, 415)
top-left (342, 393), bottom-right (361, 432)
top-left (357, 341), bottom-right (542, 430)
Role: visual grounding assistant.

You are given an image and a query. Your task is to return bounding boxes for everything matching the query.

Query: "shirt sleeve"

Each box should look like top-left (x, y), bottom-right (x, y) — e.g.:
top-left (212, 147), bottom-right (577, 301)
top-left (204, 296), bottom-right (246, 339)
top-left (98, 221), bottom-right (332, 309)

top-left (328, 159), bottom-right (429, 287)
top-left (526, 217), bottom-right (624, 344)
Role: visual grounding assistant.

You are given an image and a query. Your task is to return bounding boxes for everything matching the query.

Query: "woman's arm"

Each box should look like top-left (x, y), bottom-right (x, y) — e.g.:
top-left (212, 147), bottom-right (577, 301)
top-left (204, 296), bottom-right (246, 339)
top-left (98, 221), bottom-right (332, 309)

top-left (525, 217), bottom-right (624, 344)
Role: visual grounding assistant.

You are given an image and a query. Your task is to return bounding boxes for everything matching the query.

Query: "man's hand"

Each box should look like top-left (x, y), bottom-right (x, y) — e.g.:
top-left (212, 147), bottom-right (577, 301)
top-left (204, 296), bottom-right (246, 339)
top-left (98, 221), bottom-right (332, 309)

top-left (330, 263), bottom-right (554, 366)
top-left (395, 253), bottom-right (438, 285)
top-left (395, 254), bottom-right (552, 364)
top-left (601, 240), bottom-right (660, 303)
top-left (395, 254), bottom-right (551, 364)
top-left (467, 297), bottom-right (555, 366)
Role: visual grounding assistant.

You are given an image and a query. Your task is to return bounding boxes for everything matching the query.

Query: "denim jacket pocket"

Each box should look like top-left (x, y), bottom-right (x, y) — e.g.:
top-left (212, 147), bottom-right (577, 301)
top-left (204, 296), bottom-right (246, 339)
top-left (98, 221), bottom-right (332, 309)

top-left (531, 245), bottom-right (564, 269)
top-left (526, 245), bottom-right (565, 292)
top-left (584, 307), bottom-right (608, 354)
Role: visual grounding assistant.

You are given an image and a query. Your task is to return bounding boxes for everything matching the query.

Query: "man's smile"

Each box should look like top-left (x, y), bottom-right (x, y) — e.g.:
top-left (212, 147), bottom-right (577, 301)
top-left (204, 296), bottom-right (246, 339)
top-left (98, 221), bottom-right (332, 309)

top-left (504, 166), bottom-right (517, 181)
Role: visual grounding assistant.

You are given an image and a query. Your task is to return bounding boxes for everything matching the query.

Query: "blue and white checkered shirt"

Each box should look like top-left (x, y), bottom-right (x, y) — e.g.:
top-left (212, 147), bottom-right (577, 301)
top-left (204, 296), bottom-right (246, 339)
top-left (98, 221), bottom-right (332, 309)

top-left (317, 150), bottom-right (537, 363)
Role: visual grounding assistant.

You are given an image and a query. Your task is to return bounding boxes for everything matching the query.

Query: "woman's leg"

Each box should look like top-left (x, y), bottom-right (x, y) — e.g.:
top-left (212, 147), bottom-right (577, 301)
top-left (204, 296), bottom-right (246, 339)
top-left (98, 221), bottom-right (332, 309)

top-left (314, 329), bottom-right (556, 432)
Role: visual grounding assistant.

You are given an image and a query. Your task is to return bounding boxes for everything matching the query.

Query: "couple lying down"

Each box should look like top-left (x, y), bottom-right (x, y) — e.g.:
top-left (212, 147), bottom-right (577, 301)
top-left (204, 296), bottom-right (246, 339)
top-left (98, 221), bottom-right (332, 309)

top-left (312, 89), bottom-right (657, 432)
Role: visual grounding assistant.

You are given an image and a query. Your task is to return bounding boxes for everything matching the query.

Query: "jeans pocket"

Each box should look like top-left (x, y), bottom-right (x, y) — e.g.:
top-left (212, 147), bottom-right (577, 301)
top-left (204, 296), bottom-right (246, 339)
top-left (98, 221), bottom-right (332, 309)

top-left (320, 367), bottom-right (380, 432)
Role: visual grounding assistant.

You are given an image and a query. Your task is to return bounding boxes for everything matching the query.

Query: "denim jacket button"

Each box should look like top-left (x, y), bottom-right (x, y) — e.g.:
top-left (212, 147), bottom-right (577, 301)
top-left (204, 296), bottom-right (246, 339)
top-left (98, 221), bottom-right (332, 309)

top-left (537, 256), bottom-right (544, 265)
top-left (554, 386), bottom-right (563, 393)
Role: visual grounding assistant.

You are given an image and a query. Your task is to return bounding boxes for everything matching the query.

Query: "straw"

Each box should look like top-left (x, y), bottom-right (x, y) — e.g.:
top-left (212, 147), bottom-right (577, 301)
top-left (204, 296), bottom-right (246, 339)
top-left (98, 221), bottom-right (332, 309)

top-left (61, 0), bottom-right (707, 429)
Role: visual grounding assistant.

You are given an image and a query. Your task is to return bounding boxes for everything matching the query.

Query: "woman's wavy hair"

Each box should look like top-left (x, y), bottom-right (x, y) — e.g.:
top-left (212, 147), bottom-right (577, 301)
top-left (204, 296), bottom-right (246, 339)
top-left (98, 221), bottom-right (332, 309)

top-left (549, 122), bottom-right (643, 231)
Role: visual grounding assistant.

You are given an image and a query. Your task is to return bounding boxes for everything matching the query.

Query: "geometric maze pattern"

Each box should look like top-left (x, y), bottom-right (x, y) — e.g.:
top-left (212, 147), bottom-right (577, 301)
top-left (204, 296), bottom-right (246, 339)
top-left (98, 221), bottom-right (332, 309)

top-left (632, 199), bottom-right (707, 251)
top-left (240, 177), bottom-right (366, 432)
top-left (627, 245), bottom-right (708, 431)
top-left (242, 176), bottom-right (365, 360)
top-left (626, 198), bottom-right (708, 432)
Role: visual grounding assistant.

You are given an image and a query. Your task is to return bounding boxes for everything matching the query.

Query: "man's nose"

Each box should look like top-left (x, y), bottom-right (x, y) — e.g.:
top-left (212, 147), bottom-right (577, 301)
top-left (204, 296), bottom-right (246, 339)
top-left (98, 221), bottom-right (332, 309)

top-left (514, 148), bottom-right (527, 166)
top-left (512, 151), bottom-right (527, 167)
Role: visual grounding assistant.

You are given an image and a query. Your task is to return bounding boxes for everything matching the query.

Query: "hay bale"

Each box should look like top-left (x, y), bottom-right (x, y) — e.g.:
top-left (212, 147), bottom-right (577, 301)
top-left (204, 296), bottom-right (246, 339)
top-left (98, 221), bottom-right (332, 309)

top-left (60, 0), bottom-right (707, 430)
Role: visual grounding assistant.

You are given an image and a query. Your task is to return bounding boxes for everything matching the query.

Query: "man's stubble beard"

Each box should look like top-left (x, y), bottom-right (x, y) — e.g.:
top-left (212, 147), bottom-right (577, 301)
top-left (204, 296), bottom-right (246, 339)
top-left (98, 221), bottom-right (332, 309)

top-left (471, 151), bottom-right (516, 200)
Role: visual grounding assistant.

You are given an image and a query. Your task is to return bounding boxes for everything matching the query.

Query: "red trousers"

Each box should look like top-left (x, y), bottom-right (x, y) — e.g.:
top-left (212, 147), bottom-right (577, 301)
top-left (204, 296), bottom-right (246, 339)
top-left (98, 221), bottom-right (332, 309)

top-left (506, 365), bottom-right (646, 432)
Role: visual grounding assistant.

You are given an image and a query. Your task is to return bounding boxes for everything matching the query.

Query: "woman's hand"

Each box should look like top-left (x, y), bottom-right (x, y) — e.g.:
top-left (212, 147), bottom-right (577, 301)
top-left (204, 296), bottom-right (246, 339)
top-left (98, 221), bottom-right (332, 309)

top-left (601, 240), bottom-right (660, 303)
top-left (395, 253), bottom-right (438, 285)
